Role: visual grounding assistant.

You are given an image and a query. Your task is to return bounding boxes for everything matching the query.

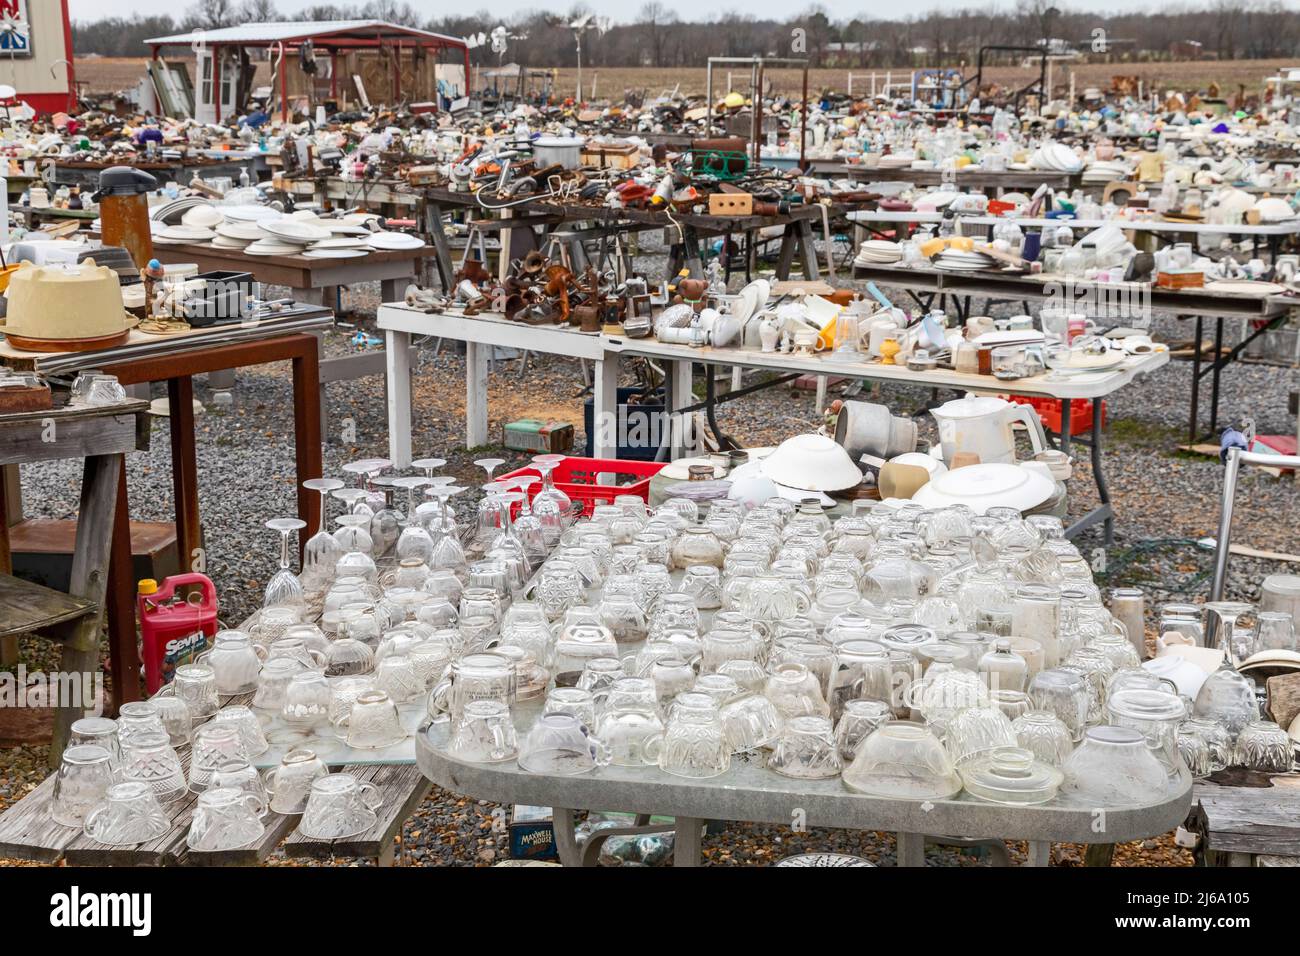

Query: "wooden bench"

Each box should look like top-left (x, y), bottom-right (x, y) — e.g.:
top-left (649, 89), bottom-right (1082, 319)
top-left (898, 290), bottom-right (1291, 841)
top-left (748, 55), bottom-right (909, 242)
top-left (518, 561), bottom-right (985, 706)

top-left (1187, 772), bottom-right (1300, 866)
top-left (0, 686), bottom-right (431, 867)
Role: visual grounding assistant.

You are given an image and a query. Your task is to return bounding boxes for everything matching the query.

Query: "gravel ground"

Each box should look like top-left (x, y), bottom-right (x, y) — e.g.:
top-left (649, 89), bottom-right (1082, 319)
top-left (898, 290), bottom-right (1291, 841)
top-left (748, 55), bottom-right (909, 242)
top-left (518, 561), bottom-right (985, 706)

top-left (2, 262), bottom-right (1295, 868)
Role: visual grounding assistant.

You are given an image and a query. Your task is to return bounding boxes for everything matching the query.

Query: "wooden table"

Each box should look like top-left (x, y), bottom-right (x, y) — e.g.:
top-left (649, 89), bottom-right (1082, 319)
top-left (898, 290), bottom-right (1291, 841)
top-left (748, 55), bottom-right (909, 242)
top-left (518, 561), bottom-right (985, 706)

top-left (1, 314), bottom-right (329, 710)
top-left (0, 400), bottom-right (149, 759)
top-left (1187, 773), bottom-right (1300, 866)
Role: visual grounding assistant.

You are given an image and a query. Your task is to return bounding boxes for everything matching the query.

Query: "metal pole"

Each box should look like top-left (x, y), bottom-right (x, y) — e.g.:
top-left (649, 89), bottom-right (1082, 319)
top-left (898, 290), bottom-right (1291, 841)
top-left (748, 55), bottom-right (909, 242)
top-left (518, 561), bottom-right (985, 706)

top-left (1210, 447), bottom-right (1300, 600)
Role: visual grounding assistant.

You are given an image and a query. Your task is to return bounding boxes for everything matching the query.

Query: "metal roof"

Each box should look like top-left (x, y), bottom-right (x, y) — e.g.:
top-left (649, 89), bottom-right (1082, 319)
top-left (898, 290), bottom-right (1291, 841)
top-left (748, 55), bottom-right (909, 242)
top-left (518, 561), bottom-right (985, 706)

top-left (145, 20), bottom-right (466, 48)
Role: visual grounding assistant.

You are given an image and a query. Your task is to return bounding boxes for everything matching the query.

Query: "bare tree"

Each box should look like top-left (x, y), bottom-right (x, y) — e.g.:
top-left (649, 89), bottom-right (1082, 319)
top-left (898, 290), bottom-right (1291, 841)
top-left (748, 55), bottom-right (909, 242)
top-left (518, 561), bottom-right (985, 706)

top-left (239, 0), bottom-right (279, 20)
top-left (638, 2), bottom-right (675, 68)
top-left (186, 0), bottom-right (238, 29)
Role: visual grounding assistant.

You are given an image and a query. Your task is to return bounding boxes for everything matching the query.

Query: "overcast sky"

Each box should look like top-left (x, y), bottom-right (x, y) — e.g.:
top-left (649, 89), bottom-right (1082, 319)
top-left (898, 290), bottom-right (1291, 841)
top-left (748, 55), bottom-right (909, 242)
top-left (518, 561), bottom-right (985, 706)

top-left (66, 0), bottom-right (1183, 24)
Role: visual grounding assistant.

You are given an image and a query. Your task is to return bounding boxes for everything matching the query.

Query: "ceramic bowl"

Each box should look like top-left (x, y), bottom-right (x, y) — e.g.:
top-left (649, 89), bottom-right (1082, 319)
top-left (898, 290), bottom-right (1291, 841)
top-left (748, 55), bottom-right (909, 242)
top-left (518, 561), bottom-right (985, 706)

top-left (760, 433), bottom-right (863, 493)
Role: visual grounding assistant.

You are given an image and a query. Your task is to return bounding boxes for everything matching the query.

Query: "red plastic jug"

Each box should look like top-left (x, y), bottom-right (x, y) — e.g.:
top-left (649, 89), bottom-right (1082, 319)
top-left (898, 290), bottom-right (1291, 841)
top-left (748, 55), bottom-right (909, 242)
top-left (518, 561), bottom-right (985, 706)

top-left (137, 573), bottom-right (218, 694)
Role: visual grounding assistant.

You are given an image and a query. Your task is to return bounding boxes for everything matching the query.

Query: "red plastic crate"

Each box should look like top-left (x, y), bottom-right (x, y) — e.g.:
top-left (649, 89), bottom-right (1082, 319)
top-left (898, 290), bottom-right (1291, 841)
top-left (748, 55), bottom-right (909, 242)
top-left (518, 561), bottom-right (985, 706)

top-left (1008, 396), bottom-right (1104, 436)
top-left (498, 456), bottom-right (666, 517)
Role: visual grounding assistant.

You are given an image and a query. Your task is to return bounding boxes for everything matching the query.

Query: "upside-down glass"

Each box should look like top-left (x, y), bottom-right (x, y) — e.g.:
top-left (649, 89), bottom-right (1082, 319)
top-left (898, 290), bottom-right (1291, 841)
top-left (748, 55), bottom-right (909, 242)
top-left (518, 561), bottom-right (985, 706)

top-left (301, 477), bottom-right (345, 590)
top-left (659, 692), bottom-right (730, 779)
top-left (518, 712), bottom-right (611, 775)
top-left (447, 699), bottom-right (519, 763)
top-left (1060, 725), bottom-right (1168, 806)
top-left (82, 781), bottom-right (171, 845)
top-left (1027, 668), bottom-right (1090, 741)
top-left (833, 699), bottom-right (893, 762)
top-left (51, 745), bottom-right (118, 828)
top-left (768, 715), bottom-right (842, 779)
top-left (1235, 720), bottom-right (1293, 772)
top-left (263, 517), bottom-right (308, 611)
top-left (186, 787), bottom-right (266, 851)
top-left (211, 705), bottom-right (270, 759)
top-left (263, 749), bottom-right (328, 814)
top-left (842, 721), bottom-right (963, 800)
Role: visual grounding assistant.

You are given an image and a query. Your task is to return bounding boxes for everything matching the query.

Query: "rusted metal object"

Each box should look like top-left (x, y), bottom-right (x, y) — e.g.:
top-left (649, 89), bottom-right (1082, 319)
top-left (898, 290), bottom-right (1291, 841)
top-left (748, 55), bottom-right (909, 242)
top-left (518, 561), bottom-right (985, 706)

top-left (99, 194), bottom-right (155, 272)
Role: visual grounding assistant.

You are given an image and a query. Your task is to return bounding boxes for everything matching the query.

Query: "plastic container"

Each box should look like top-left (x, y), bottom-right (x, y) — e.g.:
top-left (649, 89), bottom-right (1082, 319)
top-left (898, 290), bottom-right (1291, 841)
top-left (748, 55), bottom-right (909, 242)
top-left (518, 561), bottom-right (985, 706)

top-left (138, 573), bottom-right (219, 694)
top-left (498, 456), bottom-right (665, 518)
top-left (1008, 395), bottom-right (1103, 436)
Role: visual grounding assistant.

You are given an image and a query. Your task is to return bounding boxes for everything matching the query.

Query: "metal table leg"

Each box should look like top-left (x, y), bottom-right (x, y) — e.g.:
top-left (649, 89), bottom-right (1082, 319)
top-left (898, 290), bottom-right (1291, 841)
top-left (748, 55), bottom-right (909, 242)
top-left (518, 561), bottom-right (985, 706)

top-left (896, 831), bottom-right (926, 867)
top-left (551, 807), bottom-right (582, 867)
top-left (1189, 314), bottom-right (1203, 443)
top-left (673, 817), bottom-right (703, 867)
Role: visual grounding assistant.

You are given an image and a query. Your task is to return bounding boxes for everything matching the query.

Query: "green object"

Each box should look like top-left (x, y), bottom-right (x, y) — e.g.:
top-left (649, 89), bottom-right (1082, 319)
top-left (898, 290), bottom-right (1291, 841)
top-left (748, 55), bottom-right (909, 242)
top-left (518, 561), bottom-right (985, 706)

top-left (691, 148), bottom-right (749, 181)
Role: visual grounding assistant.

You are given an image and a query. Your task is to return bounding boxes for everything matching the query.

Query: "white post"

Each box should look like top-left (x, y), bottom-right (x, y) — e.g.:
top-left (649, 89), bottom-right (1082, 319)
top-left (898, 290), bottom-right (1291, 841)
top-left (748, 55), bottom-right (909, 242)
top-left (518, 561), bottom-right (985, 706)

top-left (0, 175), bottom-right (9, 249)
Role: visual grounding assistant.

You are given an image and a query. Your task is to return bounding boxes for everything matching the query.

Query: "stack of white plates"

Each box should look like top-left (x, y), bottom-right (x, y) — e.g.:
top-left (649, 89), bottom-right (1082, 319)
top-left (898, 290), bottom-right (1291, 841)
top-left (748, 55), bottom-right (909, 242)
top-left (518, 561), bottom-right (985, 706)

top-left (150, 196), bottom-right (211, 225)
top-left (1030, 141), bottom-right (1083, 173)
top-left (262, 219), bottom-right (332, 244)
top-left (154, 223), bottom-right (216, 245)
top-left (854, 239), bottom-right (903, 265)
top-left (223, 204), bottom-right (283, 224)
top-left (1082, 159), bottom-right (1129, 183)
top-left (367, 231), bottom-right (424, 251)
top-left (877, 152), bottom-right (914, 168)
top-left (304, 237), bottom-right (370, 259)
top-left (245, 238), bottom-right (308, 256)
top-left (933, 248), bottom-right (997, 272)
top-left (182, 205), bottom-right (225, 229)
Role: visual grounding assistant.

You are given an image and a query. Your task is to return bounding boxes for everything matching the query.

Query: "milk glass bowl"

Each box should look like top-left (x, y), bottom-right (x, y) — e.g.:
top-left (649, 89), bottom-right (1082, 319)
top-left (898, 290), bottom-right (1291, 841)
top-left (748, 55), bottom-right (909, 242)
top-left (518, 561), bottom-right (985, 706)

top-left (1060, 726), bottom-right (1168, 806)
top-left (842, 721), bottom-right (963, 800)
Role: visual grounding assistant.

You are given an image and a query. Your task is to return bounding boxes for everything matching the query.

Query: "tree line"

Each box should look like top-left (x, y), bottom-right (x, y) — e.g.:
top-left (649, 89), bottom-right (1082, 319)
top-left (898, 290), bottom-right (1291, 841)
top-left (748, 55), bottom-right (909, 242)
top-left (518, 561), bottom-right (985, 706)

top-left (72, 0), bottom-right (1300, 67)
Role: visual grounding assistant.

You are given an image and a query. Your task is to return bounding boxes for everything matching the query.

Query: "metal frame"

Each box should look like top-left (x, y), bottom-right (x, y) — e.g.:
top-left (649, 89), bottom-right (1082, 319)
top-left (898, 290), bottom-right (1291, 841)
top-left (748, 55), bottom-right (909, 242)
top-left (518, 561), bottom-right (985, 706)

top-left (704, 56), bottom-right (809, 171)
top-left (1211, 447), bottom-right (1300, 601)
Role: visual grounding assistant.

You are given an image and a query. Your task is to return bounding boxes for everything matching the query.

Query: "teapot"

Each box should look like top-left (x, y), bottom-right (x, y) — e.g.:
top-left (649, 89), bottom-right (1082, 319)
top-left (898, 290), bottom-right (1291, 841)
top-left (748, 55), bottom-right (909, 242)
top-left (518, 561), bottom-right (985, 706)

top-left (929, 395), bottom-right (1047, 466)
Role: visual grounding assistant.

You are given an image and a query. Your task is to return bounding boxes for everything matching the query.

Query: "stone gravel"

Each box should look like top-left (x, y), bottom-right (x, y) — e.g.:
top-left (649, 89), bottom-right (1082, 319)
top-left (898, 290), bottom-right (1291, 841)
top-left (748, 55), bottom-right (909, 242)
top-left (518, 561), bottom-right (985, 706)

top-left (1, 266), bottom-right (1295, 867)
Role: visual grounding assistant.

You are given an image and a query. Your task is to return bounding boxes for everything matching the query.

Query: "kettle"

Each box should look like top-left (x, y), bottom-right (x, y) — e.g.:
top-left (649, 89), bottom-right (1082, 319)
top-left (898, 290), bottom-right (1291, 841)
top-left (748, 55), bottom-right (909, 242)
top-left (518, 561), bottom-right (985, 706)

top-left (929, 395), bottom-right (1047, 466)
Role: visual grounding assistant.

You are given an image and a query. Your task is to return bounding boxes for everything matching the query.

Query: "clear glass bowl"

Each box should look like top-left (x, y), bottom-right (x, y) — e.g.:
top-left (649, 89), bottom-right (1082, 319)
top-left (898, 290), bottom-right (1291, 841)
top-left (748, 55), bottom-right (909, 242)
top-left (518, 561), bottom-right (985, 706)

top-left (1060, 725), bottom-right (1168, 807)
top-left (959, 746), bottom-right (1064, 805)
top-left (842, 721), bottom-right (963, 800)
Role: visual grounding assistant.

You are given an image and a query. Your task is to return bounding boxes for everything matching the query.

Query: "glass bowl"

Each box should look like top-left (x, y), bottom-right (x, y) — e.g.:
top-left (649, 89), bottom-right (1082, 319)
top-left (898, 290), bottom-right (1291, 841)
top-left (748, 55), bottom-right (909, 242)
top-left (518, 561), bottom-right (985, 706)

top-left (842, 721), bottom-right (963, 800)
top-left (959, 746), bottom-right (1064, 805)
top-left (1060, 725), bottom-right (1169, 807)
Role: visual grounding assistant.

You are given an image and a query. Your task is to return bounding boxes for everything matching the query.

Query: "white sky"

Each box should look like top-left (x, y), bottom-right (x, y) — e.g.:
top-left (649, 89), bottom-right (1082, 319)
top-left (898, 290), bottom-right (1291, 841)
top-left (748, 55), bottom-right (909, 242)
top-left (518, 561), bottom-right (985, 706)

top-left (66, 0), bottom-right (1191, 24)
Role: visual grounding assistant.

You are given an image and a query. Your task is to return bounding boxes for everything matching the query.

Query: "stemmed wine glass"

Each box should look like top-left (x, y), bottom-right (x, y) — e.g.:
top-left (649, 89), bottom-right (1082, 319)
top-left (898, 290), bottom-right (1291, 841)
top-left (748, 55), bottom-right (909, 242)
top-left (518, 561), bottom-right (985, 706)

top-left (411, 457), bottom-right (446, 479)
top-left (333, 514), bottom-right (378, 583)
top-left (510, 477), bottom-right (548, 566)
top-left (474, 458), bottom-right (506, 481)
top-left (264, 517), bottom-right (308, 611)
top-left (392, 476), bottom-right (434, 563)
top-left (531, 455), bottom-right (572, 513)
top-left (1193, 601), bottom-right (1260, 740)
top-left (342, 458), bottom-right (391, 513)
top-left (423, 475), bottom-right (458, 526)
top-left (368, 476), bottom-right (404, 560)
top-left (301, 477), bottom-right (344, 591)
top-left (333, 487), bottom-right (370, 518)
top-left (475, 481), bottom-right (510, 549)
top-left (429, 485), bottom-right (468, 574)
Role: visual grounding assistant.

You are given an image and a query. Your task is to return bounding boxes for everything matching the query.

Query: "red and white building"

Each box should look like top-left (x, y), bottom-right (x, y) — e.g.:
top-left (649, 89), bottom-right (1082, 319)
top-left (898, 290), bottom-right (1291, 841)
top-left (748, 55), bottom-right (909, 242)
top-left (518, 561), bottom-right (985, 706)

top-left (0, 0), bottom-right (77, 115)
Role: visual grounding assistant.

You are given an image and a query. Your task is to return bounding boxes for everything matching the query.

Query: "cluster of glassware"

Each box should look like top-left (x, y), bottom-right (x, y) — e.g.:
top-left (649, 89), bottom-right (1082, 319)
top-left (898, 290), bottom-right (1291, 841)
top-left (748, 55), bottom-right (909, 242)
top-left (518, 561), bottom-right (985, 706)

top-left (47, 453), bottom-right (578, 849)
top-left (416, 491), bottom-right (1290, 807)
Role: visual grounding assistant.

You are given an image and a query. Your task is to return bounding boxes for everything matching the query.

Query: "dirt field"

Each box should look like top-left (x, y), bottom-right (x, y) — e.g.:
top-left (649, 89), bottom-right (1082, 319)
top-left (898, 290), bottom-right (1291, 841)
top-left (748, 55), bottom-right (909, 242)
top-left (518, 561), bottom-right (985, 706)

top-left (75, 55), bottom-right (1292, 102)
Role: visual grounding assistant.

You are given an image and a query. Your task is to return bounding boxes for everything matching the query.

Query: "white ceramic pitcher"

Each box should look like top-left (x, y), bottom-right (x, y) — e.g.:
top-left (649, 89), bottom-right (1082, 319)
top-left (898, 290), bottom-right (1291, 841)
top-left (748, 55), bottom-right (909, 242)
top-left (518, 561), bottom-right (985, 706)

top-left (930, 395), bottom-right (1048, 466)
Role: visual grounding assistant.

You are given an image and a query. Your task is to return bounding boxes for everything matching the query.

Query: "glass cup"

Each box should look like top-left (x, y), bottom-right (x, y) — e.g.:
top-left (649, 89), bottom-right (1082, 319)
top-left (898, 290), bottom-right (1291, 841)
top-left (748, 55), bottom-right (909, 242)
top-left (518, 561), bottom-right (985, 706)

top-left (210, 760), bottom-right (271, 817)
top-left (186, 787), bottom-right (266, 851)
top-left (251, 658), bottom-right (306, 712)
top-left (833, 699), bottom-right (893, 763)
top-left (198, 630), bottom-right (267, 695)
top-left (115, 701), bottom-right (166, 746)
top-left (51, 745), bottom-right (118, 828)
top-left (1235, 720), bottom-right (1293, 772)
top-left (188, 723), bottom-right (250, 793)
top-left (210, 705), bottom-right (270, 759)
top-left (118, 731), bottom-right (187, 802)
top-left (1061, 726), bottom-right (1168, 806)
top-left (82, 781), bottom-right (170, 846)
top-left (768, 715), bottom-right (843, 779)
top-left (263, 749), bottom-right (328, 814)
top-left (1027, 668), bottom-right (1090, 741)
top-left (166, 663), bottom-right (219, 719)
top-left (518, 713), bottom-right (611, 775)
top-left (69, 717), bottom-right (121, 768)
top-left (447, 699), bottom-right (519, 763)
top-left (149, 695), bottom-right (194, 747)
top-left (336, 690), bottom-right (408, 750)
top-left (297, 775), bottom-right (381, 840)
top-left (659, 693), bottom-right (730, 779)
top-left (542, 688), bottom-right (597, 730)
top-left (719, 692), bottom-right (785, 753)
top-left (281, 671), bottom-right (333, 727)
